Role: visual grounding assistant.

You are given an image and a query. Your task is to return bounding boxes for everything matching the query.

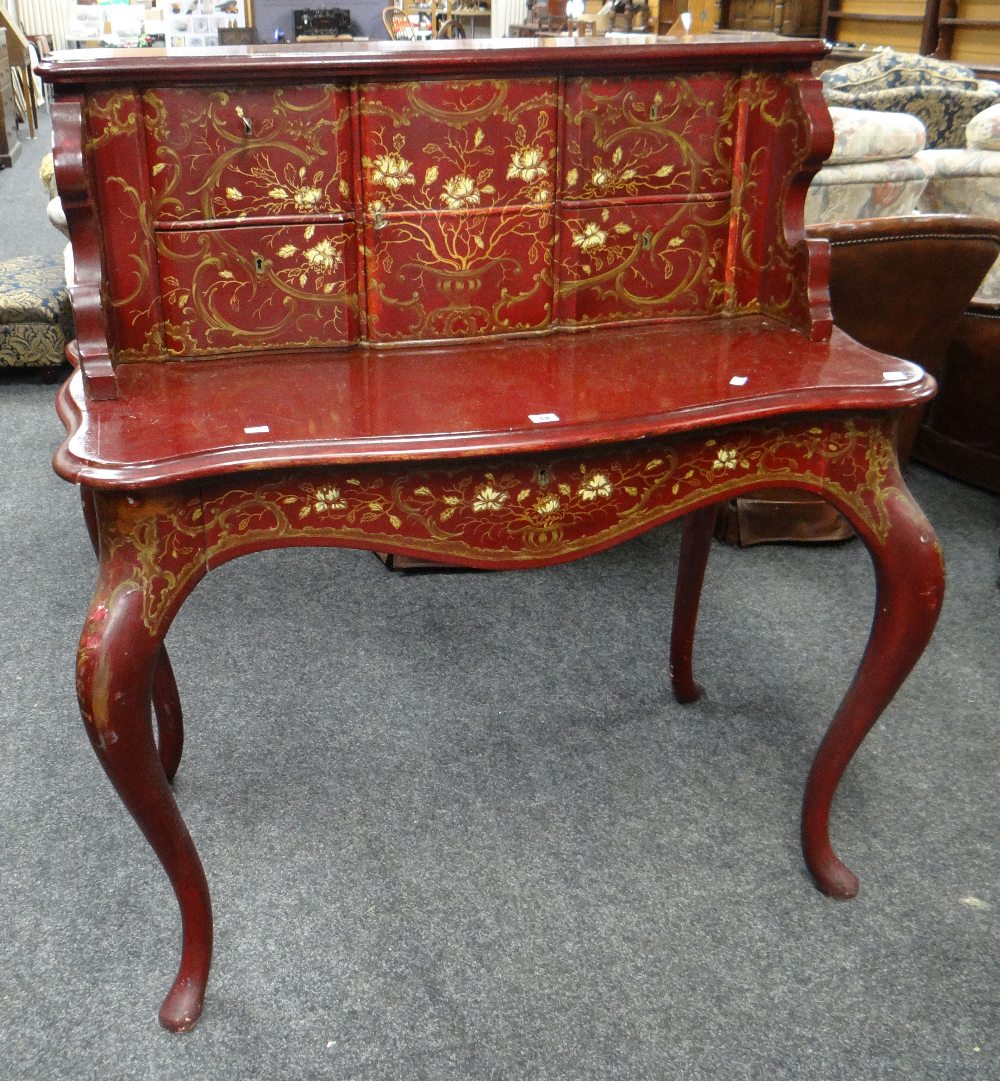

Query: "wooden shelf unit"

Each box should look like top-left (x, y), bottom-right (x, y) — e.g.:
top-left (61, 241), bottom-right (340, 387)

top-left (820, 1), bottom-right (1000, 71)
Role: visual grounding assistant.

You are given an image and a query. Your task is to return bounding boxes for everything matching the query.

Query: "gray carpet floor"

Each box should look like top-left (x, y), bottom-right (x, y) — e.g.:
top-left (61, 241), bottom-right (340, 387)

top-left (1, 114), bottom-right (998, 1081)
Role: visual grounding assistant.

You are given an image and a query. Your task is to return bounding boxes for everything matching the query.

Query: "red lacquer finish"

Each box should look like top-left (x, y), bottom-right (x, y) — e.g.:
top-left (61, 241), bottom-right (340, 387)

top-left (40, 35), bottom-right (944, 1030)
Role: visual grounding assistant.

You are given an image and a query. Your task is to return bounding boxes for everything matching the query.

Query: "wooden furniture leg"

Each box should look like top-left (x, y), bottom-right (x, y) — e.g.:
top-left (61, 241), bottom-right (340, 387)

top-left (80, 487), bottom-right (186, 782)
top-left (667, 441), bottom-right (944, 899)
top-left (670, 504), bottom-right (718, 705)
top-left (800, 475), bottom-right (944, 899)
top-left (76, 491), bottom-right (211, 1031)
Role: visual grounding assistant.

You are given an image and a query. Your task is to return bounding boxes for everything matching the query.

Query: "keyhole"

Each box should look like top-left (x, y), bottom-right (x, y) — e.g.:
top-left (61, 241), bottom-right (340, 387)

top-left (650, 104), bottom-right (658, 120)
top-left (254, 255), bottom-right (266, 275)
top-left (536, 467), bottom-right (550, 488)
top-left (641, 230), bottom-right (652, 251)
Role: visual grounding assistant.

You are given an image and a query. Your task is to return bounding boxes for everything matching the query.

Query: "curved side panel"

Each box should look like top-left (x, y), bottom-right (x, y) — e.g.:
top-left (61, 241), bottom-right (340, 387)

top-left (51, 99), bottom-right (117, 399)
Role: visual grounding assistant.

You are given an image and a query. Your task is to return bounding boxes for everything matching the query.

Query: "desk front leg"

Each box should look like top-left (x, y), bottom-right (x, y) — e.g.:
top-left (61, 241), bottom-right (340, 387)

top-left (76, 489), bottom-right (212, 1031)
top-left (799, 459), bottom-right (944, 899)
top-left (666, 419), bottom-right (944, 899)
top-left (80, 486), bottom-right (185, 782)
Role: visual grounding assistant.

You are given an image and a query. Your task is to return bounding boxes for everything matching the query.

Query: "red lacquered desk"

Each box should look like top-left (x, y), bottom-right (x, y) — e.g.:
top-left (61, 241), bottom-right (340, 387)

top-left (40, 35), bottom-right (944, 1031)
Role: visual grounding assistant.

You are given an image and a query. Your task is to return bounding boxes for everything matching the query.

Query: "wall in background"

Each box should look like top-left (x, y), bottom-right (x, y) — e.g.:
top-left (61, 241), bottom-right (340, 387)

top-left (253, 0), bottom-right (388, 40)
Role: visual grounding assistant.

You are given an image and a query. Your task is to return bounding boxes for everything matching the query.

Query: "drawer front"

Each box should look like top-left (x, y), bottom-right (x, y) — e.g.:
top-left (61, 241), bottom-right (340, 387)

top-left (157, 222), bottom-right (359, 355)
top-left (359, 77), bottom-right (558, 213)
top-left (144, 84), bottom-right (353, 223)
top-left (555, 198), bottom-right (732, 325)
top-left (363, 207), bottom-right (553, 343)
top-left (562, 74), bottom-right (738, 200)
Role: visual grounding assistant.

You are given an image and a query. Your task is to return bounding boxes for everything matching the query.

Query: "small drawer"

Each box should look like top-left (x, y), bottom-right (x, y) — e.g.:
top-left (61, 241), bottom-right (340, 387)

top-left (360, 77), bottom-right (558, 213)
top-left (555, 198), bottom-right (732, 326)
top-left (363, 206), bottom-right (553, 343)
top-left (144, 84), bottom-right (353, 223)
top-left (156, 221), bottom-right (359, 355)
top-left (562, 74), bottom-right (737, 200)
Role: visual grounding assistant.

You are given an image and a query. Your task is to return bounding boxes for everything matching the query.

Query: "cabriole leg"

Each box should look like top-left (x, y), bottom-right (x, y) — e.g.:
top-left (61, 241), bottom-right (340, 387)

top-left (670, 503), bottom-right (718, 704)
top-left (77, 491), bottom-right (211, 1030)
top-left (80, 486), bottom-right (186, 781)
top-left (802, 481), bottom-right (944, 899)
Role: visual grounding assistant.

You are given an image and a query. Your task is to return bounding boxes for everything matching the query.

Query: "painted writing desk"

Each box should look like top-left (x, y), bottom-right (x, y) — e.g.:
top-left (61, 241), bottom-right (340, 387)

top-left (39, 35), bottom-right (944, 1031)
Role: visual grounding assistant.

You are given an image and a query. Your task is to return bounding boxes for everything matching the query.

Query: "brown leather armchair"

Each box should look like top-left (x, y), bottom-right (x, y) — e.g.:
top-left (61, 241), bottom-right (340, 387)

top-left (717, 214), bottom-right (1000, 546)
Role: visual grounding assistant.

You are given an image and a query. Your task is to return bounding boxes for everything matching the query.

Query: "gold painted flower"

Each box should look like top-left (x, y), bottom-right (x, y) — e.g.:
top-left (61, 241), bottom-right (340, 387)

top-left (591, 167), bottom-right (612, 189)
top-left (534, 494), bottom-right (561, 517)
top-left (371, 153), bottom-right (415, 192)
top-left (313, 486), bottom-right (347, 512)
top-left (472, 484), bottom-right (507, 512)
top-left (507, 146), bottom-right (548, 184)
top-left (712, 448), bottom-right (738, 471)
top-left (304, 239), bottom-right (343, 274)
top-left (441, 175), bottom-right (481, 210)
top-left (293, 186), bottom-right (324, 211)
top-left (572, 222), bottom-right (608, 254)
top-left (579, 473), bottom-right (612, 501)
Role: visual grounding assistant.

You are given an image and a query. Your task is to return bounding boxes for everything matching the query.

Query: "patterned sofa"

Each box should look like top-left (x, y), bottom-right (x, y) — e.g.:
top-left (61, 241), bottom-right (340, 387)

top-left (807, 50), bottom-right (1000, 305)
top-left (820, 48), bottom-right (1000, 150)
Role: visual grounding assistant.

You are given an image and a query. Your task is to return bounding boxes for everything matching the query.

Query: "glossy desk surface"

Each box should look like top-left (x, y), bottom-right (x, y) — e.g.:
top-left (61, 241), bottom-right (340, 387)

top-left (56, 319), bottom-right (933, 488)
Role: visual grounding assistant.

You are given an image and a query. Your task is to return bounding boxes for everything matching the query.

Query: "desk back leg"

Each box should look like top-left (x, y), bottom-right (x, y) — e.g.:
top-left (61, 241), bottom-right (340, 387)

top-left (76, 490), bottom-right (212, 1031)
top-left (670, 503), bottom-right (719, 704)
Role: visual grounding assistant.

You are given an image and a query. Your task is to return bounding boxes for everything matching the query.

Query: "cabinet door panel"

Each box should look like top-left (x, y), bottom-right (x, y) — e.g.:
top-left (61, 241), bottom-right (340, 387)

top-left (359, 77), bottom-right (558, 213)
top-left (562, 74), bottom-right (738, 200)
top-left (363, 207), bottom-right (553, 343)
top-left (144, 84), bottom-right (353, 223)
top-left (555, 198), bottom-right (732, 325)
top-left (157, 222), bottom-right (359, 355)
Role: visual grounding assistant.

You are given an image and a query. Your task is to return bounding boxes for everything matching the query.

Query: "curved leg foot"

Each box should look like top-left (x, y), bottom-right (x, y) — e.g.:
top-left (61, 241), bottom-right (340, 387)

top-left (802, 483), bottom-right (944, 899)
top-left (670, 504), bottom-right (718, 704)
top-left (78, 494), bottom-right (211, 1029)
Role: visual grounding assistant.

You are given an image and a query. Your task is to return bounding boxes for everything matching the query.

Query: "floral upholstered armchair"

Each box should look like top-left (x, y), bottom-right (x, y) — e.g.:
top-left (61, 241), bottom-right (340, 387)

top-left (804, 105), bottom-right (932, 223)
top-left (807, 51), bottom-right (1000, 305)
top-left (820, 48), bottom-right (1000, 150)
top-left (918, 102), bottom-right (1000, 304)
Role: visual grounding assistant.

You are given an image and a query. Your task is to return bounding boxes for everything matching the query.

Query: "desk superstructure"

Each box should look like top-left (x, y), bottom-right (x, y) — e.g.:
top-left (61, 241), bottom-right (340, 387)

top-left (39, 36), bottom-right (944, 1031)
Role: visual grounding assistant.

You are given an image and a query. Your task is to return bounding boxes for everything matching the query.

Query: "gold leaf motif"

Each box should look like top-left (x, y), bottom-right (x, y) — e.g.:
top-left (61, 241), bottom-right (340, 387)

top-left (425, 165), bottom-right (439, 186)
top-left (388, 515), bottom-right (402, 530)
top-left (339, 180), bottom-right (350, 199)
top-left (152, 163), bottom-right (167, 175)
top-left (645, 458), bottom-right (663, 470)
top-left (443, 495), bottom-right (461, 506)
top-left (654, 165), bottom-right (675, 178)
top-left (219, 270), bottom-right (235, 279)
top-left (474, 128), bottom-right (484, 147)
top-left (414, 486), bottom-right (433, 496)
top-left (558, 484), bottom-right (571, 496)
top-left (346, 478), bottom-right (361, 485)
top-left (226, 185), bottom-right (243, 198)
top-left (440, 507), bottom-right (455, 521)
top-left (613, 223), bottom-right (632, 234)
top-left (624, 486), bottom-right (638, 496)
top-left (304, 224), bottom-right (316, 241)
top-left (516, 489), bottom-right (531, 503)
top-left (566, 167), bottom-right (579, 188)
top-left (277, 244), bottom-right (298, 258)
top-left (269, 187), bottom-right (288, 199)
top-left (612, 146), bottom-right (623, 166)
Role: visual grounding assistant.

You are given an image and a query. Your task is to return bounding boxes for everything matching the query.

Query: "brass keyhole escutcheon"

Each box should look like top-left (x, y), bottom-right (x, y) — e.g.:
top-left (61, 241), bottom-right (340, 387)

top-left (253, 253), bottom-right (266, 275)
top-left (235, 105), bottom-right (252, 136)
top-left (650, 104), bottom-right (658, 120)
top-left (641, 230), bottom-right (653, 251)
